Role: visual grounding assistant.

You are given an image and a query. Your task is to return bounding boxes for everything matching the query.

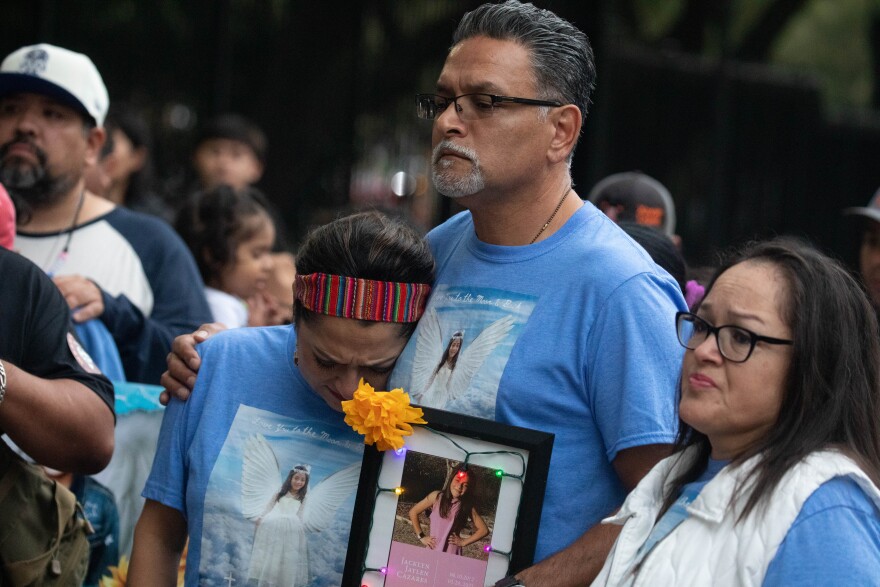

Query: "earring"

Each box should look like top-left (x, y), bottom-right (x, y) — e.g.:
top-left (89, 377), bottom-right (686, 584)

top-left (294, 349), bottom-right (299, 367)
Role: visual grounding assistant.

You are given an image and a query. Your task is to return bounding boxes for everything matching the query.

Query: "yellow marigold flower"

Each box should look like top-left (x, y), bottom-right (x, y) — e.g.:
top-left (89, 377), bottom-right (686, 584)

top-left (100, 540), bottom-right (187, 586)
top-left (99, 556), bottom-right (128, 587)
top-left (177, 539), bottom-right (188, 585)
top-left (342, 378), bottom-right (426, 451)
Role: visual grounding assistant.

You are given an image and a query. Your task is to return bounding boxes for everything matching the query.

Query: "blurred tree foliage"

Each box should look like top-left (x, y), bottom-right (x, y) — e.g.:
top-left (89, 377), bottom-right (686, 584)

top-left (622, 0), bottom-right (879, 109)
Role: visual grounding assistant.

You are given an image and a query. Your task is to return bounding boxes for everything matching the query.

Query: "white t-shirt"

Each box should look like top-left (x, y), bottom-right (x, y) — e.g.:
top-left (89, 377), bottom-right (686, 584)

top-left (205, 287), bottom-right (248, 328)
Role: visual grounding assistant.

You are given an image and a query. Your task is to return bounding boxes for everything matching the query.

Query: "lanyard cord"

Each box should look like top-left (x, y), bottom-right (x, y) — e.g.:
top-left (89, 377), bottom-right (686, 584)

top-left (46, 188), bottom-right (85, 277)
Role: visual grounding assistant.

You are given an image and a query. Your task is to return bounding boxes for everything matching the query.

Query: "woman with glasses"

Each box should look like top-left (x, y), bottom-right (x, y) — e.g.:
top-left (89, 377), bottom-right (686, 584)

top-left (592, 237), bottom-right (880, 586)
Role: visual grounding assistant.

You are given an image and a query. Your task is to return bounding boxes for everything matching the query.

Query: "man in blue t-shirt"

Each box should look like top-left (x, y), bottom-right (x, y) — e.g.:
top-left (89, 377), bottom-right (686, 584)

top-left (389, 4), bottom-right (684, 585)
top-left (163, 4), bottom-right (684, 585)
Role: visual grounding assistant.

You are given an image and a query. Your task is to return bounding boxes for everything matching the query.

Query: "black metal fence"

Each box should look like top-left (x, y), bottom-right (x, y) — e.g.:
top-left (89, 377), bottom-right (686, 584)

top-left (2, 1), bottom-right (878, 267)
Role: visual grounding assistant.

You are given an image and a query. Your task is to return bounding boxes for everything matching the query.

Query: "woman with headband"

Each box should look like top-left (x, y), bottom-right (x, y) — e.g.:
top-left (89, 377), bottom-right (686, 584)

top-left (128, 211), bottom-right (434, 586)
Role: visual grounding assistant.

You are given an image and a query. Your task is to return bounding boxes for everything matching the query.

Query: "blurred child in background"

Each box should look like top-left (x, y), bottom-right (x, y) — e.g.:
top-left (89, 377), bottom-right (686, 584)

top-left (175, 185), bottom-right (276, 328)
top-left (265, 251), bottom-right (296, 325)
top-left (192, 113), bottom-right (266, 192)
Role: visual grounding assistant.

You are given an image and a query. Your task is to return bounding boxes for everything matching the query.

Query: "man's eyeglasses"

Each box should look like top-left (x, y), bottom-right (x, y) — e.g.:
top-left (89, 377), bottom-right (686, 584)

top-left (416, 93), bottom-right (562, 121)
top-left (675, 311), bottom-right (793, 363)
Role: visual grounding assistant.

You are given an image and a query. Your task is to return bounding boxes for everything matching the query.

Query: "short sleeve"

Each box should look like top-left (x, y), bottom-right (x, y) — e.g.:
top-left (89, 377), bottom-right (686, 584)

top-left (141, 397), bottom-right (190, 514)
top-left (0, 249), bottom-right (114, 413)
top-left (586, 271), bottom-right (685, 461)
top-left (141, 333), bottom-right (229, 517)
top-left (763, 476), bottom-right (880, 586)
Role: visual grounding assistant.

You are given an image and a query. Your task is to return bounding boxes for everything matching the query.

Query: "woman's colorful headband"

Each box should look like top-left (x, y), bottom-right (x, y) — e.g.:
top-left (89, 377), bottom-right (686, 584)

top-left (294, 272), bottom-right (431, 323)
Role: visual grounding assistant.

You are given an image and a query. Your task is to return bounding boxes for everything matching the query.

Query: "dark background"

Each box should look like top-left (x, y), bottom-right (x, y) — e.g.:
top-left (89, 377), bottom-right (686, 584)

top-left (3, 0), bottom-right (879, 267)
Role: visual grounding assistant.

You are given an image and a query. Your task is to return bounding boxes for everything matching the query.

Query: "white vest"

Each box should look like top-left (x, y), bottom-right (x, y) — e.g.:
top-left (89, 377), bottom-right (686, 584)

top-left (591, 448), bottom-right (880, 586)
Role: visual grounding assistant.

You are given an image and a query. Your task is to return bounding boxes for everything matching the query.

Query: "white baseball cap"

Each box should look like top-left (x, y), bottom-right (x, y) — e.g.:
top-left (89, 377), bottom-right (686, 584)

top-left (0, 43), bottom-right (109, 126)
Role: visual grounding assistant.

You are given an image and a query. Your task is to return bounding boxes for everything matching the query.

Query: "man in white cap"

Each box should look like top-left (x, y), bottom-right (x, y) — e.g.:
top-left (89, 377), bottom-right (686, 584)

top-left (0, 43), bottom-right (212, 386)
top-left (844, 188), bottom-right (880, 311)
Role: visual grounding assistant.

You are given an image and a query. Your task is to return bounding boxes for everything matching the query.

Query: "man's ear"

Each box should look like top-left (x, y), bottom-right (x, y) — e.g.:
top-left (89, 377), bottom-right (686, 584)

top-left (84, 126), bottom-right (106, 167)
top-left (547, 104), bottom-right (582, 164)
top-left (130, 145), bottom-right (148, 173)
top-left (246, 155), bottom-right (264, 185)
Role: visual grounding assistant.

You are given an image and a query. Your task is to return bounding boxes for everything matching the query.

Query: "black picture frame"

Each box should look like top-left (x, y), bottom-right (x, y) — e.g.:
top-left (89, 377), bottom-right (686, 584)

top-left (343, 406), bottom-right (554, 587)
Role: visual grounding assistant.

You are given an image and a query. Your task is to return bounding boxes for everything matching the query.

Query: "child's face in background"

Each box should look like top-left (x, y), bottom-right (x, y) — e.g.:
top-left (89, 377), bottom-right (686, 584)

top-left (219, 215), bottom-right (275, 299)
top-left (266, 252), bottom-right (296, 325)
top-left (193, 138), bottom-right (263, 191)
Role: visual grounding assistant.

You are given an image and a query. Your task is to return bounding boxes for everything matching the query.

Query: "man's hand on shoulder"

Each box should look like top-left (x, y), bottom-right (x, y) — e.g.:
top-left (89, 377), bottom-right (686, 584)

top-left (159, 323), bottom-right (227, 405)
top-left (53, 275), bottom-right (105, 322)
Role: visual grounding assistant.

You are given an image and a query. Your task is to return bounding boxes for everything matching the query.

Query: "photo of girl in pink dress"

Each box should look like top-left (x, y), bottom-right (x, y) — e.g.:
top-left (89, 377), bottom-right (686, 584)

top-left (408, 464), bottom-right (490, 556)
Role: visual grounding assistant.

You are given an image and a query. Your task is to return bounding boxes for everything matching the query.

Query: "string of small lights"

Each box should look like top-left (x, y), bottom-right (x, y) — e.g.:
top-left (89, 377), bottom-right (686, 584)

top-left (360, 426), bottom-right (528, 585)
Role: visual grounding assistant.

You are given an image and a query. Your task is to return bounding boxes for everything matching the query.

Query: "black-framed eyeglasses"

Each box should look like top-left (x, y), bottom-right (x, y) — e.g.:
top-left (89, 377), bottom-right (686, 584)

top-left (675, 311), bottom-right (793, 363)
top-left (416, 93), bottom-right (563, 121)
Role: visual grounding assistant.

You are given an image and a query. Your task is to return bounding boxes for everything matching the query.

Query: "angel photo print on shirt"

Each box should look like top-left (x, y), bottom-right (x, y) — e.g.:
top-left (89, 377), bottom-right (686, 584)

top-left (199, 405), bottom-right (362, 587)
top-left (392, 285), bottom-right (535, 419)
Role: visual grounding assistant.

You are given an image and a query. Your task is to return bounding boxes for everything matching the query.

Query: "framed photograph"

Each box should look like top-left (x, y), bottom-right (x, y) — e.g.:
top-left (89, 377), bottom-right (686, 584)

top-left (343, 407), bottom-right (554, 587)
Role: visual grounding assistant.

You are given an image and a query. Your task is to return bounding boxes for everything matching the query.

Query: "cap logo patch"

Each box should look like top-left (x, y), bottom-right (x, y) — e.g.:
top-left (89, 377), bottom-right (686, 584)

top-left (635, 204), bottom-right (664, 227)
top-left (19, 48), bottom-right (49, 76)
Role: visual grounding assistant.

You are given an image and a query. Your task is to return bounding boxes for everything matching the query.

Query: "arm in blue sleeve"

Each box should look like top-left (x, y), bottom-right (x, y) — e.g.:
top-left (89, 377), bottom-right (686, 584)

top-left (141, 336), bottom-right (218, 513)
top-left (586, 272), bottom-right (685, 462)
top-left (763, 477), bottom-right (880, 586)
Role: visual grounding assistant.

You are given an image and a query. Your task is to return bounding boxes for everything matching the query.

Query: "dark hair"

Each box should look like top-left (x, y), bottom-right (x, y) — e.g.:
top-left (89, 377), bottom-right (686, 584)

top-left (98, 122), bottom-right (115, 160)
top-left (294, 211), bottom-right (435, 337)
top-left (438, 465), bottom-right (479, 536)
top-left (105, 104), bottom-right (156, 206)
top-left (195, 113), bottom-right (267, 163)
top-left (427, 334), bottom-right (463, 389)
top-left (661, 236), bottom-right (880, 520)
top-left (175, 184), bottom-right (273, 286)
top-left (619, 222), bottom-right (687, 293)
top-left (439, 335), bottom-right (462, 372)
top-left (277, 465), bottom-right (310, 502)
top-left (452, 0), bottom-right (596, 157)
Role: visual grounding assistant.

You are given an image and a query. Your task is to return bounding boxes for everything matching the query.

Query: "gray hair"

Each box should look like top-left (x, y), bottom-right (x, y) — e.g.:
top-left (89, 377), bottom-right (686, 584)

top-left (452, 1), bottom-right (596, 128)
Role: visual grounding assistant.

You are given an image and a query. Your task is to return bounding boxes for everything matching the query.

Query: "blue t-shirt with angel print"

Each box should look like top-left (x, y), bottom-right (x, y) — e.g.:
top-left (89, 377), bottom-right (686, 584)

top-left (390, 203), bottom-right (686, 562)
top-left (143, 326), bottom-right (364, 586)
